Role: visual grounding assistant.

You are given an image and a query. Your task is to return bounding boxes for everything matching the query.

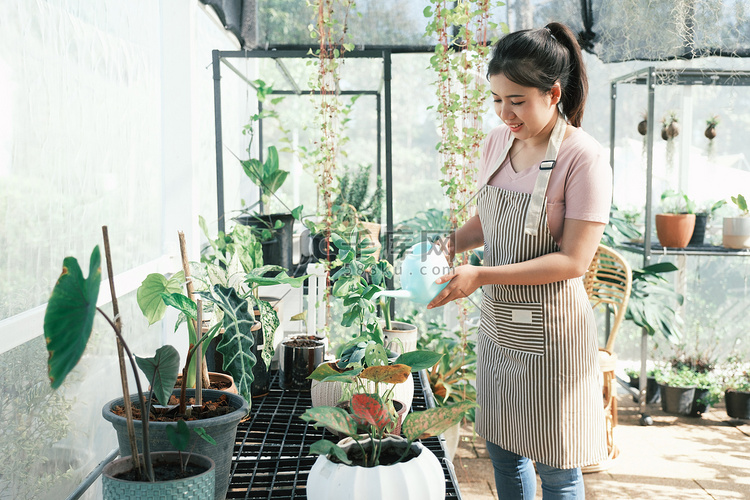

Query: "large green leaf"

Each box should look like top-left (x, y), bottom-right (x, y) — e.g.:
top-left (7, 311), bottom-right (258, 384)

top-left (136, 272), bottom-right (184, 325)
top-left (402, 401), bottom-right (477, 442)
top-left (44, 247), bottom-right (102, 389)
top-left (300, 406), bottom-right (358, 437)
top-left (395, 350), bottom-right (444, 372)
top-left (135, 344), bottom-right (181, 406)
top-left (161, 292), bottom-right (197, 321)
top-left (244, 268), bottom-right (308, 288)
top-left (211, 285), bottom-right (258, 404)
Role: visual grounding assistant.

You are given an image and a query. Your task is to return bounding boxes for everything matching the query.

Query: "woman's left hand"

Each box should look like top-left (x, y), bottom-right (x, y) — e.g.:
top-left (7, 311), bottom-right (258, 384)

top-left (427, 265), bottom-right (482, 309)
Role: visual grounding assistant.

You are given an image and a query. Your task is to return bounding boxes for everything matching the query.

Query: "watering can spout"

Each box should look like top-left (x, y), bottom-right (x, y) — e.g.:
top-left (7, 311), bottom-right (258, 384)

top-left (372, 289), bottom-right (413, 302)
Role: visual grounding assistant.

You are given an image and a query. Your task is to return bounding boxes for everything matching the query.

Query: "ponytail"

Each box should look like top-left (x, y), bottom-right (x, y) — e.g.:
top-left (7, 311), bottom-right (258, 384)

top-left (487, 22), bottom-right (589, 127)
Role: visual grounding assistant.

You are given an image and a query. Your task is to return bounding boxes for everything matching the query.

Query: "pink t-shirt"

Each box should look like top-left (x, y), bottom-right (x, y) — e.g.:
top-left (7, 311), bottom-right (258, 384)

top-left (478, 125), bottom-right (612, 245)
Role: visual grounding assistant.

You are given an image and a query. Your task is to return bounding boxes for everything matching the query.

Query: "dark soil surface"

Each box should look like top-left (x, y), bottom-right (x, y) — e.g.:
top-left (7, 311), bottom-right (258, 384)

top-left (283, 337), bottom-right (323, 348)
top-left (114, 457), bottom-right (208, 482)
top-left (332, 442), bottom-right (419, 466)
top-left (112, 394), bottom-right (236, 422)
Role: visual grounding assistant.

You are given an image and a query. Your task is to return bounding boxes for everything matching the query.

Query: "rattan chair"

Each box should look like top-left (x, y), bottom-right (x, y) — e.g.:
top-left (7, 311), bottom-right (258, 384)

top-left (581, 244), bottom-right (632, 473)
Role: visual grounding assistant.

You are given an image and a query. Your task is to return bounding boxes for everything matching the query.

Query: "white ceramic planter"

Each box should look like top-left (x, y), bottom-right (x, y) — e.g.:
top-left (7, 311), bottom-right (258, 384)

top-left (311, 372), bottom-right (415, 412)
top-left (306, 436), bottom-right (445, 500)
top-left (722, 217), bottom-right (750, 249)
top-left (382, 321), bottom-right (419, 355)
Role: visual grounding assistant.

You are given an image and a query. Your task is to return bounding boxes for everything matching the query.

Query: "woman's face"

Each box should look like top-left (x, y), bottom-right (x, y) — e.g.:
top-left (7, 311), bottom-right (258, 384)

top-left (489, 73), bottom-right (560, 142)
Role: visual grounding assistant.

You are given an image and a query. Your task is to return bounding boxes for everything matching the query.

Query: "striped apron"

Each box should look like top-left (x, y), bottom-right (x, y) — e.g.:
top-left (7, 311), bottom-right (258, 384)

top-left (474, 114), bottom-right (607, 469)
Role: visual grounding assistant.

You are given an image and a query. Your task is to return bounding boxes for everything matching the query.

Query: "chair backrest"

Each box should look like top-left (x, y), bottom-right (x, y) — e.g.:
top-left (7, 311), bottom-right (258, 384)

top-left (583, 244), bottom-right (632, 354)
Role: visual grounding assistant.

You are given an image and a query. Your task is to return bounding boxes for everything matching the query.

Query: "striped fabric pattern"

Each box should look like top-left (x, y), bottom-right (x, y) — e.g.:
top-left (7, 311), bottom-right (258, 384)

top-left (475, 185), bottom-right (607, 469)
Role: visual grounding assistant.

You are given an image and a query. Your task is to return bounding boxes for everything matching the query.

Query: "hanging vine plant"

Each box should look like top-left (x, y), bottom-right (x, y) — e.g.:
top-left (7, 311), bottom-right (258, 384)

top-left (424, 0), bottom-right (503, 383)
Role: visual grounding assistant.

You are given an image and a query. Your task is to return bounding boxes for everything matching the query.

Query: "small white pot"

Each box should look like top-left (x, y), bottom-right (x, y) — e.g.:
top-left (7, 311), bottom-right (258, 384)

top-left (306, 436), bottom-right (445, 500)
top-left (382, 321), bottom-right (419, 355)
top-left (722, 217), bottom-right (750, 249)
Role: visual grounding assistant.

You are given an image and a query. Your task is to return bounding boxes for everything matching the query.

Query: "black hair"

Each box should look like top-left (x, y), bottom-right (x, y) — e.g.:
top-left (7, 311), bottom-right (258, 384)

top-left (487, 22), bottom-right (588, 127)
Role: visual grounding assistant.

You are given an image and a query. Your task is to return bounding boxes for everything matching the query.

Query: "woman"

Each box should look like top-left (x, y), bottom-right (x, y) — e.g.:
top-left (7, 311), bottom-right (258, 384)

top-left (428, 23), bottom-right (612, 499)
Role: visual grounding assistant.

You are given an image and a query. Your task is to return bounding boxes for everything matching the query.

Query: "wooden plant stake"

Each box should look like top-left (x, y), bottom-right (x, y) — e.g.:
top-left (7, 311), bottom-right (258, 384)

top-left (101, 226), bottom-right (141, 475)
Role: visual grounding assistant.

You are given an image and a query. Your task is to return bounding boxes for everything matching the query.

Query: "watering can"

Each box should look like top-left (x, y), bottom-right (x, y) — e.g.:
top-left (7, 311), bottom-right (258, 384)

top-left (373, 241), bottom-right (451, 305)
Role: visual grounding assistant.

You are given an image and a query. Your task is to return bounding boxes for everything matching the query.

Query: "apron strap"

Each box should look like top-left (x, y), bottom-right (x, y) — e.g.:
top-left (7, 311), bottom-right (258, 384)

top-left (524, 114), bottom-right (567, 237)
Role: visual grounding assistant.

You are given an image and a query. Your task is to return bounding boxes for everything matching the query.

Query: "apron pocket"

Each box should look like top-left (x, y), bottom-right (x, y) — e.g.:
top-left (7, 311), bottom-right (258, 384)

top-left (483, 300), bottom-right (545, 356)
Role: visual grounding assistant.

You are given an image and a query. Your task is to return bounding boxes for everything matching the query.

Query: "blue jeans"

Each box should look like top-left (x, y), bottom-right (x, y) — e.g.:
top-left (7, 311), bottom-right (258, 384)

top-left (486, 441), bottom-right (585, 500)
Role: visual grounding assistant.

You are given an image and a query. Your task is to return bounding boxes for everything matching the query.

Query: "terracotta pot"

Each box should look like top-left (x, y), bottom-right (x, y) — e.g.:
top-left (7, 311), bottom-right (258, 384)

top-left (175, 372), bottom-right (237, 395)
top-left (655, 213), bottom-right (695, 248)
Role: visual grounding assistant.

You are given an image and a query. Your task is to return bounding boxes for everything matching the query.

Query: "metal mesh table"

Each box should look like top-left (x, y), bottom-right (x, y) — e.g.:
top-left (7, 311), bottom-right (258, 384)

top-left (226, 371), bottom-right (462, 499)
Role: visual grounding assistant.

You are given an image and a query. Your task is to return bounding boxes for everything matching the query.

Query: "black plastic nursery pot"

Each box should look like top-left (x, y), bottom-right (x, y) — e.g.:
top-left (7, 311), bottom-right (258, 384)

top-left (659, 384), bottom-right (710, 417)
top-left (102, 389), bottom-right (248, 500)
top-left (628, 375), bottom-right (661, 404)
top-left (236, 212), bottom-right (295, 270)
top-left (725, 390), bottom-right (750, 420)
top-left (688, 214), bottom-right (708, 246)
top-left (278, 336), bottom-right (325, 391)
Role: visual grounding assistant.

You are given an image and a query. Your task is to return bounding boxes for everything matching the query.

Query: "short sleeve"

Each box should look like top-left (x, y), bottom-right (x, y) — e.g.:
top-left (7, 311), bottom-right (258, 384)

top-left (562, 137), bottom-right (612, 225)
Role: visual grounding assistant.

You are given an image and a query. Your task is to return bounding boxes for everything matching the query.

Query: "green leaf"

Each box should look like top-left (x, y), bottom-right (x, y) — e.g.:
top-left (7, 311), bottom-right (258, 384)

top-left (161, 292), bottom-right (197, 320)
top-left (166, 420), bottom-right (190, 452)
top-left (137, 272), bottom-right (184, 325)
top-left (195, 427), bottom-right (216, 445)
top-left (363, 343), bottom-right (389, 367)
top-left (308, 440), bottom-right (352, 465)
top-left (135, 345), bottom-right (181, 406)
top-left (44, 247), bottom-right (102, 389)
top-left (291, 205), bottom-right (304, 220)
top-left (402, 401), bottom-right (477, 442)
top-left (210, 285), bottom-right (259, 403)
top-left (395, 350), bottom-right (444, 372)
top-left (256, 298), bottom-right (279, 369)
top-left (300, 406), bottom-right (358, 437)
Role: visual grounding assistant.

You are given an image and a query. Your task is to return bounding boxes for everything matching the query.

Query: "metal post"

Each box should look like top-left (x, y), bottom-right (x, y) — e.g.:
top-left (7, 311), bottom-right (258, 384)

top-left (212, 50), bottom-right (226, 234)
top-left (639, 66), bottom-right (657, 426)
top-left (384, 50), bottom-right (394, 269)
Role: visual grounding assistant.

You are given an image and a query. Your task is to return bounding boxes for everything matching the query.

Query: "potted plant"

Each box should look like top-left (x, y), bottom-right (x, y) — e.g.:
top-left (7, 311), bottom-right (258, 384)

top-left (655, 189), bottom-right (696, 248)
top-left (417, 319), bottom-right (478, 461)
top-left (301, 382), bottom-right (475, 500)
top-left (332, 163), bottom-right (384, 253)
top-left (278, 335), bottom-right (326, 391)
top-left (624, 367), bottom-right (661, 404)
top-left (721, 355), bottom-right (750, 420)
top-left (723, 194), bottom-right (750, 249)
top-left (689, 200), bottom-right (726, 246)
top-left (705, 115), bottom-right (719, 140)
top-left (656, 367), bottom-right (721, 417)
top-left (42, 242), bottom-right (228, 499)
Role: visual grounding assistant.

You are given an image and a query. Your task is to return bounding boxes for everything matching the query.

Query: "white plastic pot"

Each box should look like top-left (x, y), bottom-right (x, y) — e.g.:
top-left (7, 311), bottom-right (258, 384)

top-left (722, 217), bottom-right (750, 249)
top-left (306, 436), bottom-right (445, 500)
top-left (311, 372), bottom-right (415, 412)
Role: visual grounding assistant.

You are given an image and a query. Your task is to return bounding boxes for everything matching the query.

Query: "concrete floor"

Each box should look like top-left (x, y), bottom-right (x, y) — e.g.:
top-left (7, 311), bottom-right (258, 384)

top-left (452, 388), bottom-right (750, 500)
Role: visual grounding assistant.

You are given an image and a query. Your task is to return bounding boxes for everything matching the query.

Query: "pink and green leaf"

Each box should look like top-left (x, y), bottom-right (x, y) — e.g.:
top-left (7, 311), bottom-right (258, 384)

top-left (359, 364), bottom-right (411, 385)
top-left (350, 393), bottom-right (393, 433)
top-left (402, 400), bottom-right (478, 442)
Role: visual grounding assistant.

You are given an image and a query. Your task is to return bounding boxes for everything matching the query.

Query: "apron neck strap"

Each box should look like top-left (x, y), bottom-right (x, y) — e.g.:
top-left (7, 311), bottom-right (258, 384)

top-left (524, 113), bottom-right (567, 237)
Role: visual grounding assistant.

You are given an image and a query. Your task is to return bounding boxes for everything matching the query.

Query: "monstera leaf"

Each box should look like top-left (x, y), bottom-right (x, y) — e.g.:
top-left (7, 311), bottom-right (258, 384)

top-left (135, 345), bottom-right (181, 406)
top-left (210, 284), bottom-right (258, 404)
top-left (44, 246), bottom-right (102, 389)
